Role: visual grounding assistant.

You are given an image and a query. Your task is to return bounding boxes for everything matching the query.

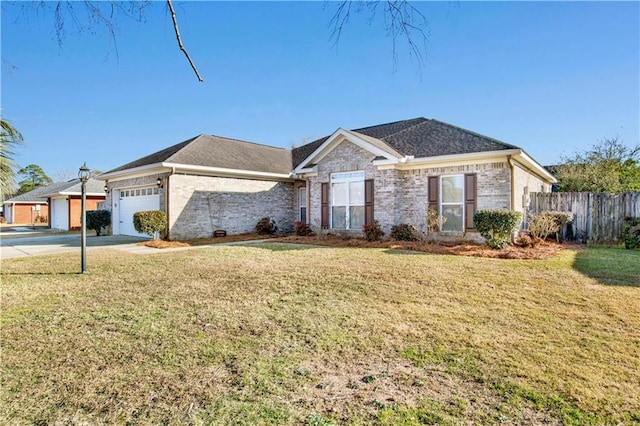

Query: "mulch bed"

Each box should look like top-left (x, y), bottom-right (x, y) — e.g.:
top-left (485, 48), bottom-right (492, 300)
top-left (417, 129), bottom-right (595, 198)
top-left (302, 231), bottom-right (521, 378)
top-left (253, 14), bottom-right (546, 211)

top-left (140, 232), bottom-right (579, 260)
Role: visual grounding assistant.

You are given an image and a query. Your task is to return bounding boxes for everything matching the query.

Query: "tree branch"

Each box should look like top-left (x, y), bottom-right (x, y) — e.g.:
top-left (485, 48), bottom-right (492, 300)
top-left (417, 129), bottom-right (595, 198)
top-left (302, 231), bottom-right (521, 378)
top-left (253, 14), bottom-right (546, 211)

top-left (166, 0), bottom-right (203, 82)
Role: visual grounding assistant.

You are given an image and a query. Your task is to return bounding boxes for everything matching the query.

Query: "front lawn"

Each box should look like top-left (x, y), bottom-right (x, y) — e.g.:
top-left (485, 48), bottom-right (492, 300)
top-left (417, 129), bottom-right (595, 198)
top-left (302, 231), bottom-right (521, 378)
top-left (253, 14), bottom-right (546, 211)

top-left (1, 244), bottom-right (638, 424)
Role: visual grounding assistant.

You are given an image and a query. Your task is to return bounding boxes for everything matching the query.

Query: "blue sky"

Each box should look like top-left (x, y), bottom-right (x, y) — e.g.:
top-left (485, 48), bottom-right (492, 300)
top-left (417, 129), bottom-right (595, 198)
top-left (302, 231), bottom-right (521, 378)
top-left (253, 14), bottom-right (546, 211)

top-left (2, 1), bottom-right (638, 179)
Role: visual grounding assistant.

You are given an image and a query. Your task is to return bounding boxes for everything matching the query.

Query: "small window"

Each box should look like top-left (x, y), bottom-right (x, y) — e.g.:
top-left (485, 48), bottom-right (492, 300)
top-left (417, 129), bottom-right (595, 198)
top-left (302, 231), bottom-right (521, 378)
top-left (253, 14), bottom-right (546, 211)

top-left (298, 188), bottom-right (307, 223)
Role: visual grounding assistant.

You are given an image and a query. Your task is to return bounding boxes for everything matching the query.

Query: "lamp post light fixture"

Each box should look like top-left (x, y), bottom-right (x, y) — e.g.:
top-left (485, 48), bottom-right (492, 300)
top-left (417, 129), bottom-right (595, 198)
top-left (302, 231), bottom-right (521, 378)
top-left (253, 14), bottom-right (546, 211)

top-left (78, 162), bottom-right (91, 274)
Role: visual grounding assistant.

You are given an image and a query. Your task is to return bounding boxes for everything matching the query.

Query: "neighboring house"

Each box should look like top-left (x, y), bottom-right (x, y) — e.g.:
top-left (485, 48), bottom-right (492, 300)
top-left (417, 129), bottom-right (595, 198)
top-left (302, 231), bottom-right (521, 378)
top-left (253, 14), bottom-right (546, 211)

top-left (38, 179), bottom-right (106, 231)
top-left (99, 118), bottom-right (556, 240)
top-left (2, 186), bottom-right (50, 225)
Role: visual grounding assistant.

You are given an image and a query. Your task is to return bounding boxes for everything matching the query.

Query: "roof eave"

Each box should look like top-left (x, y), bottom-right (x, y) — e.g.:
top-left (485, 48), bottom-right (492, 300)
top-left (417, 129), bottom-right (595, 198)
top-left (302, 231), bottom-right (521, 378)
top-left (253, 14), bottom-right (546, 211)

top-left (392, 149), bottom-right (523, 168)
top-left (97, 164), bottom-right (170, 181)
top-left (163, 163), bottom-right (294, 181)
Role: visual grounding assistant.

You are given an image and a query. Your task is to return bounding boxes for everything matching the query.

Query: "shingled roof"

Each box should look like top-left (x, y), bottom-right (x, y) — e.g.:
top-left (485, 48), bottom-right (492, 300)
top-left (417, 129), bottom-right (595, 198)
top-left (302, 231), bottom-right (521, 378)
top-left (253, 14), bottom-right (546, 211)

top-left (2, 185), bottom-right (53, 203)
top-left (38, 178), bottom-right (106, 197)
top-left (105, 134), bottom-right (293, 175)
top-left (3, 179), bottom-right (106, 203)
top-left (292, 118), bottom-right (520, 167)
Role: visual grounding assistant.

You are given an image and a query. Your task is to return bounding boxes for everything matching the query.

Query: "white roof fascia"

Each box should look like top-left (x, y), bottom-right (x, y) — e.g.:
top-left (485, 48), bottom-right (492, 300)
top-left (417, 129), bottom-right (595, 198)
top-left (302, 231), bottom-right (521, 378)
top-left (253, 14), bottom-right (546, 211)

top-left (2, 200), bottom-right (47, 205)
top-left (97, 164), bottom-right (169, 181)
top-left (51, 191), bottom-right (105, 197)
top-left (376, 149), bottom-right (522, 170)
top-left (163, 162), bottom-right (294, 181)
top-left (294, 128), bottom-right (401, 173)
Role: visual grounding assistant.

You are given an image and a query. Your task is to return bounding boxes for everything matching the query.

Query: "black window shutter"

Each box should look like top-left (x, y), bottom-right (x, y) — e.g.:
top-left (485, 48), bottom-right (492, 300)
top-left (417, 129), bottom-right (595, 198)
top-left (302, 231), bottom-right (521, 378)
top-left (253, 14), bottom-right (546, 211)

top-left (364, 179), bottom-right (374, 225)
top-left (465, 173), bottom-right (477, 230)
top-left (321, 182), bottom-right (329, 229)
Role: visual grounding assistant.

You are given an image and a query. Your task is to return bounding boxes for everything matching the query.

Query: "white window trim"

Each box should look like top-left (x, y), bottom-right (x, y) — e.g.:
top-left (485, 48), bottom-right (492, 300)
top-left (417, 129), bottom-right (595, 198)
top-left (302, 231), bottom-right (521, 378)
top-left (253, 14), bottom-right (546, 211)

top-left (330, 171), bottom-right (364, 230)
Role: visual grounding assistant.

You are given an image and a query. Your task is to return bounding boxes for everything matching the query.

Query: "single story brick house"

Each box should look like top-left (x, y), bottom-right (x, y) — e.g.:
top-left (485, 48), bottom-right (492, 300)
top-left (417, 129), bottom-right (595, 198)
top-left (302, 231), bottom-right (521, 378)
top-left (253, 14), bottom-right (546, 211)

top-left (99, 118), bottom-right (556, 240)
top-left (38, 178), bottom-right (106, 231)
top-left (2, 186), bottom-right (50, 225)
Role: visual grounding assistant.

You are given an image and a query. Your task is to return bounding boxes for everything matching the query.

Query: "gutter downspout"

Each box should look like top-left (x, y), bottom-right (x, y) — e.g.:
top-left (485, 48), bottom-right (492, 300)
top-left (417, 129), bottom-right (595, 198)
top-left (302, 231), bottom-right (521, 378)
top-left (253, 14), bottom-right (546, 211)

top-left (164, 167), bottom-right (175, 240)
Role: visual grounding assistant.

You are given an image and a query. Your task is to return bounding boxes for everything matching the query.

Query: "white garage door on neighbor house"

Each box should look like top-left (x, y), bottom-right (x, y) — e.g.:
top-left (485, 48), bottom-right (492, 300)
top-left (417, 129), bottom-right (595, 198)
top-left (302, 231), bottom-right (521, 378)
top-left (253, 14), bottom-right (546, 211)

top-left (115, 187), bottom-right (160, 237)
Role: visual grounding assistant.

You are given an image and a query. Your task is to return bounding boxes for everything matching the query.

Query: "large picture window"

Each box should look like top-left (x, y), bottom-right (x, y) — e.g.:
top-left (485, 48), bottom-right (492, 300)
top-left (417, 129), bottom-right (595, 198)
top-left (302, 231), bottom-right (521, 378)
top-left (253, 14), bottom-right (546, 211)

top-left (331, 171), bottom-right (364, 230)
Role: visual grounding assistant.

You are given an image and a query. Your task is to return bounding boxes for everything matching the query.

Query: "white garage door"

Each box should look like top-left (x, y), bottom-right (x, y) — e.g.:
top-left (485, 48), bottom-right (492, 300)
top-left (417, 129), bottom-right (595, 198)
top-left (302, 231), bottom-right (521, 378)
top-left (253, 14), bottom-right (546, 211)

top-left (117, 187), bottom-right (160, 237)
top-left (51, 198), bottom-right (69, 230)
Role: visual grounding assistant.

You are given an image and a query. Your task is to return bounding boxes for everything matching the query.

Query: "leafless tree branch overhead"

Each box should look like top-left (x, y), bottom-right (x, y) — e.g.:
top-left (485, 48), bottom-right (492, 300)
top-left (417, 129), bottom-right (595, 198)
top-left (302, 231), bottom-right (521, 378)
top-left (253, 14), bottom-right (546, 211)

top-left (166, 0), bottom-right (204, 82)
top-left (330, 0), bottom-right (430, 67)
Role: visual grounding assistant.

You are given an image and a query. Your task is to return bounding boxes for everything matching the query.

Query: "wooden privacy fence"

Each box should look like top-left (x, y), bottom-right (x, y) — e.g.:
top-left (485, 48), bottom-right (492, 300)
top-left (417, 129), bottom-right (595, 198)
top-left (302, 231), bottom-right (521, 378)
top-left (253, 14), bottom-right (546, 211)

top-left (528, 192), bottom-right (640, 244)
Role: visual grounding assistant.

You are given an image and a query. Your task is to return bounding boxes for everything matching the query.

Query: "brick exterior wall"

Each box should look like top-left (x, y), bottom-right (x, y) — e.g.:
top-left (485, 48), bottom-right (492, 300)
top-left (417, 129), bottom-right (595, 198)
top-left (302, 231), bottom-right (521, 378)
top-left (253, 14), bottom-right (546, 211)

top-left (68, 196), bottom-right (105, 229)
top-left (305, 139), bottom-right (514, 236)
top-left (6, 203), bottom-right (48, 225)
top-left (168, 174), bottom-right (294, 240)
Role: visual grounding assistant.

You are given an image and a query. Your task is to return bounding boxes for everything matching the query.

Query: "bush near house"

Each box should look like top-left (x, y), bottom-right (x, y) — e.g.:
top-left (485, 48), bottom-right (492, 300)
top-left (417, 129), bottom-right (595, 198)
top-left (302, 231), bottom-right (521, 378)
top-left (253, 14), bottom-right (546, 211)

top-left (133, 210), bottom-right (167, 239)
top-left (390, 224), bottom-right (420, 241)
top-left (474, 209), bottom-right (522, 249)
top-left (255, 217), bottom-right (278, 235)
top-left (527, 211), bottom-right (574, 243)
top-left (86, 210), bottom-right (111, 236)
top-left (363, 220), bottom-right (385, 242)
top-left (622, 217), bottom-right (640, 249)
top-left (294, 221), bottom-right (314, 236)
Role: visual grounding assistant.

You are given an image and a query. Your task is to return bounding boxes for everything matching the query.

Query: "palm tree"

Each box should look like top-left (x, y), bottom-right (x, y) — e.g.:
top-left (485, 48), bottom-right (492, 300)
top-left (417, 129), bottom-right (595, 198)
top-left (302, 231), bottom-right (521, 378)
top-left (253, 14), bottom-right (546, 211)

top-left (1, 119), bottom-right (25, 201)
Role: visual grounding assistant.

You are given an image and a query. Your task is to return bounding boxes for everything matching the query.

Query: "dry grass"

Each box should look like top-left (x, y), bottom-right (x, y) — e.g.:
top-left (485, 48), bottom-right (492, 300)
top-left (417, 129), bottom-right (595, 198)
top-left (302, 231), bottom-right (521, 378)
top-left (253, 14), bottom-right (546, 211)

top-left (1, 243), bottom-right (639, 425)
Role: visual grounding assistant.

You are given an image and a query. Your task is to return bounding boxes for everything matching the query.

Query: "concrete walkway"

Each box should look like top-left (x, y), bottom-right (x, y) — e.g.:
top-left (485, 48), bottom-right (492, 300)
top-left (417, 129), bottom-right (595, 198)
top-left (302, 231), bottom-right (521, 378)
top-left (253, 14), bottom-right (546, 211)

top-left (0, 233), bottom-right (151, 259)
top-left (1, 231), bottom-right (273, 260)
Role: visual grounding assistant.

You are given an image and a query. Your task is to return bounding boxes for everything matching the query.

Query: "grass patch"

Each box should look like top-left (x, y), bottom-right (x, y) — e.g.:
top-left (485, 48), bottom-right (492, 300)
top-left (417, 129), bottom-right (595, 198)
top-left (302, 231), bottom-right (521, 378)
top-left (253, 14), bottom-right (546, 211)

top-left (572, 246), bottom-right (640, 286)
top-left (1, 244), bottom-right (639, 424)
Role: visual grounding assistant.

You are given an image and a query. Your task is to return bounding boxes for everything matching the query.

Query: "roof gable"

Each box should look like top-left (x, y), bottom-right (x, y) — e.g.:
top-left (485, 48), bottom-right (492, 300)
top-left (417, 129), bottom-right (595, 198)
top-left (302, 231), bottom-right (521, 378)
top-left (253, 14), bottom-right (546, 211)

top-left (294, 128), bottom-right (402, 172)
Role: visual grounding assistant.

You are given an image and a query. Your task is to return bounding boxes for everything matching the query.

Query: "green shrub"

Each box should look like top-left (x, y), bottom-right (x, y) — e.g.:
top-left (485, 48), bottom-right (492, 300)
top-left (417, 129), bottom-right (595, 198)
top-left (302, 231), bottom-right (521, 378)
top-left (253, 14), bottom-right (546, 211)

top-left (86, 210), bottom-right (111, 236)
top-left (528, 211), bottom-right (574, 242)
top-left (622, 217), bottom-right (640, 250)
top-left (363, 220), bottom-right (385, 242)
top-left (390, 224), bottom-right (420, 241)
top-left (294, 221), bottom-right (313, 236)
top-left (473, 209), bottom-right (522, 249)
top-left (133, 210), bottom-right (167, 239)
top-left (255, 217), bottom-right (278, 235)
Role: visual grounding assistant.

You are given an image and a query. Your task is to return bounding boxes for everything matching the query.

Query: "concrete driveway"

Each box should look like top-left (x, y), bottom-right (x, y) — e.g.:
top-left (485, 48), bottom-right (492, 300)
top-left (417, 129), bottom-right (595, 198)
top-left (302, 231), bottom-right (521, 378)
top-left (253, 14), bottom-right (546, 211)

top-left (1, 231), bottom-right (150, 259)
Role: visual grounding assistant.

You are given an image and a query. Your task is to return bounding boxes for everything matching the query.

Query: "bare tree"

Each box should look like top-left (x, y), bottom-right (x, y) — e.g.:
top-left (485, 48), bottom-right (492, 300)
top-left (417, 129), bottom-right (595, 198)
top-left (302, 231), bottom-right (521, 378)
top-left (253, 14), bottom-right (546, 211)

top-left (7, 1), bottom-right (431, 82)
top-left (12, 1), bottom-right (203, 81)
top-left (329, 1), bottom-right (430, 67)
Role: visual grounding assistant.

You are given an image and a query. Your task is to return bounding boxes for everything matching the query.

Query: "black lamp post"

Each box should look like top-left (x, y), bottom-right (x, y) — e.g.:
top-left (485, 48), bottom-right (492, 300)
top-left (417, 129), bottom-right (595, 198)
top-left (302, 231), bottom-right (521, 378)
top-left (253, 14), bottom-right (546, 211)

top-left (78, 162), bottom-right (91, 273)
